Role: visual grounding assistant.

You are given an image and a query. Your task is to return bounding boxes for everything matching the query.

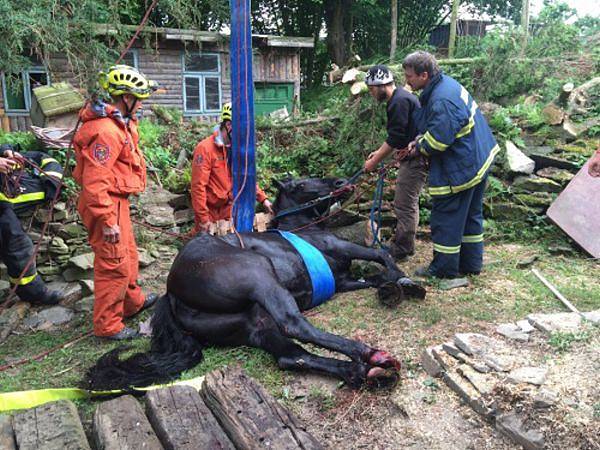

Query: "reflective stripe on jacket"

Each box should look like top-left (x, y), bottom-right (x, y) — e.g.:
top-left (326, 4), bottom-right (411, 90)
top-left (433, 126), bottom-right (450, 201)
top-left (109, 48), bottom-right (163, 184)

top-left (414, 73), bottom-right (498, 196)
top-left (0, 151), bottom-right (64, 213)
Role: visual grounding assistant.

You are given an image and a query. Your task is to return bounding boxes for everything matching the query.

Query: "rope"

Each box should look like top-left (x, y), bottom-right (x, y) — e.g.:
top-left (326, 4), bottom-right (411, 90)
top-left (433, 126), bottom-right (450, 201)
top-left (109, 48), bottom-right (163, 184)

top-left (369, 165), bottom-right (388, 249)
top-left (0, 330), bottom-right (93, 373)
top-left (131, 218), bottom-right (192, 241)
top-left (115, 0), bottom-right (160, 64)
top-left (1, 0), bottom-right (161, 314)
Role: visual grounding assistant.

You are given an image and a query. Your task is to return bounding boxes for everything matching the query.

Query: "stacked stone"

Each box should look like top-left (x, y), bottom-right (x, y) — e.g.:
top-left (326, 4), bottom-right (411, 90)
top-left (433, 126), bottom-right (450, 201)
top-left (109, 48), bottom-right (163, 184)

top-left (486, 140), bottom-right (579, 222)
top-left (421, 311), bottom-right (600, 450)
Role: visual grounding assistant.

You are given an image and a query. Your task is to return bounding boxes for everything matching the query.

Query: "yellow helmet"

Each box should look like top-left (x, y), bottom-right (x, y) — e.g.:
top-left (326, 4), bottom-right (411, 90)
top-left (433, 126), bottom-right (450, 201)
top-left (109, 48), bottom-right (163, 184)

top-left (98, 65), bottom-right (158, 99)
top-left (221, 102), bottom-right (232, 122)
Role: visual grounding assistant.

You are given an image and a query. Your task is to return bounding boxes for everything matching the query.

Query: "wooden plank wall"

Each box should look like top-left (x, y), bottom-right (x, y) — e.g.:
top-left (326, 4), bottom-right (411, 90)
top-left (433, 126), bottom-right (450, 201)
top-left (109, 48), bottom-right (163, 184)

top-left (1, 41), bottom-right (303, 129)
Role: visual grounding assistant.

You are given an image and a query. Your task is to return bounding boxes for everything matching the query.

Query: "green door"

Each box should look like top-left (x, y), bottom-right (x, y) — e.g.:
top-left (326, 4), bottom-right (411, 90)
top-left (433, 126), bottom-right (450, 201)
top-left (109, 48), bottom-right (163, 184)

top-left (254, 83), bottom-right (294, 116)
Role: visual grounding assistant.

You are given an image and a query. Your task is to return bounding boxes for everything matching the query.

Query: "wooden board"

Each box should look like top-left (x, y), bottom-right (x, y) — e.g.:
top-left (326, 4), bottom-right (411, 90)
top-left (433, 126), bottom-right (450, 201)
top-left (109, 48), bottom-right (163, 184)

top-left (201, 368), bottom-right (322, 450)
top-left (12, 400), bottom-right (90, 450)
top-left (0, 415), bottom-right (16, 450)
top-left (93, 395), bottom-right (163, 450)
top-left (547, 159), bottom-right (600, 258)
top-left (146, 385), bottom-right (235, 450)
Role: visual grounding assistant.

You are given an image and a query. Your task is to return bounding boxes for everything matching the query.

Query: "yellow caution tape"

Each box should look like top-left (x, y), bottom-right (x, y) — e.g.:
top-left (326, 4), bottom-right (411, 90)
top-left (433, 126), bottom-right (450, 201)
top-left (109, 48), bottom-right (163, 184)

top-left (0, 375), bottom-right (205, 412)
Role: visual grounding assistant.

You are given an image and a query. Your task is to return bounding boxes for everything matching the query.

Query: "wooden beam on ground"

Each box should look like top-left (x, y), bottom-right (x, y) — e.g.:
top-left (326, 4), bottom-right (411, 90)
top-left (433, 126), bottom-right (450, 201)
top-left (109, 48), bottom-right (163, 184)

top-left (146, 385), bottom-right (235, 450)
top-left (12, 400), bottom-right (90, 450)
top-left (531, 268), bottom-right (580, 314)
top-left (93, 395), bottom-right (163, 450)
top-left (0, 415), bottom-right (16, 450)
top-left (201, 368), bottom-right (323, 450)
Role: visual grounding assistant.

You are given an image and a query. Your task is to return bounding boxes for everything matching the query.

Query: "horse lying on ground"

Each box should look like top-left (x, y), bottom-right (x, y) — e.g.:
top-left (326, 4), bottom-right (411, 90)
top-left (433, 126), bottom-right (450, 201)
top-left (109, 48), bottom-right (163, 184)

top-left (87, 177), bottom-right (426, 391)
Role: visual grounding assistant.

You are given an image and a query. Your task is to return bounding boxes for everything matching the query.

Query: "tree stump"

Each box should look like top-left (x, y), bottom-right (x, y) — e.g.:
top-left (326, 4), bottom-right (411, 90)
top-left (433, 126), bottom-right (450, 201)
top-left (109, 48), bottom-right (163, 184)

top-left (145, 385), bottom-right (235, 450)
top-left (0, 415), bottom-right (16, 450)
top-left (12, 400), bottom-right (90, 450)
top-left (93, 395), bottom-right (163, 450)
top-left (201, 368), bottom-right (322, 450)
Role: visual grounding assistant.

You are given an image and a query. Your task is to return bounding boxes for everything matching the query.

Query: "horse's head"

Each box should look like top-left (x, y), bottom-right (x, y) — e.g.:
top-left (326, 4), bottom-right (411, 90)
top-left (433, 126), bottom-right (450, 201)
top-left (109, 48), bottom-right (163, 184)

top-left (271, 176), bottom-right (349, 229)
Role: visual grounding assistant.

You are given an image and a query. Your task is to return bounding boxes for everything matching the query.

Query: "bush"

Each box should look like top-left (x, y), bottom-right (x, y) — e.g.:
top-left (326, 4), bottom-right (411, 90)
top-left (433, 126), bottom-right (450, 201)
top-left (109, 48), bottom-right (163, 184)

top-left (0, 130), bottom-right (38, 151)
top-left (443, 2), bottom-right (597, 103)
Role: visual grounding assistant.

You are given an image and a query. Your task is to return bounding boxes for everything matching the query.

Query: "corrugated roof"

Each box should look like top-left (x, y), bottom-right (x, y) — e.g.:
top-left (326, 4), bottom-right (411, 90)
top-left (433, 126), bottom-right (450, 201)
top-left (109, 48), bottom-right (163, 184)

top-left (92, 24), bottom-right (314, 48)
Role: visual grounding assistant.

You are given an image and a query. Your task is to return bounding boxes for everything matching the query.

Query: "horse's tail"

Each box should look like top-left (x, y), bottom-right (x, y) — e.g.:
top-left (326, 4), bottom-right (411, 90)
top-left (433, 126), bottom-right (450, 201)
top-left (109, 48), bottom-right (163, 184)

top-left (85, 293), bottom-right (203, 391)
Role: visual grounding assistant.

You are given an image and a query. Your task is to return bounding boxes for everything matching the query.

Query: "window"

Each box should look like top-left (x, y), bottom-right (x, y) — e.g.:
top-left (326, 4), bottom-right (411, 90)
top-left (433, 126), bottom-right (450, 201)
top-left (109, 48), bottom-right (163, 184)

top-left (121, 50), bottom-right (139, 69)
top-left (182, 52), bottom-right (221, 114)
top-left (2, 67), bottom-right (50, 113)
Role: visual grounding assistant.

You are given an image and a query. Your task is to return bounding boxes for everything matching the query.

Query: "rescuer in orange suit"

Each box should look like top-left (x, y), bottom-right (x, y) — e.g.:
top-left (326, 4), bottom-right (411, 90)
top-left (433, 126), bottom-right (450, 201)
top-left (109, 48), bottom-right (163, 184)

top-left (191, 103), bottom-right (273, 233)
top-left (73, 65), bottom-right (159, 340)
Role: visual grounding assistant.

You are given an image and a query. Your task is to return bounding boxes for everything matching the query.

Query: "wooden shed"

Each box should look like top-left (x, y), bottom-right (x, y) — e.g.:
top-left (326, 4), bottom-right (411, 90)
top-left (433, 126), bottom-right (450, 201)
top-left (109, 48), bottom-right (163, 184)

top-left (0, 26), bottom-right (314, 131)
top-left (429, 20), bottom-right (490, 53)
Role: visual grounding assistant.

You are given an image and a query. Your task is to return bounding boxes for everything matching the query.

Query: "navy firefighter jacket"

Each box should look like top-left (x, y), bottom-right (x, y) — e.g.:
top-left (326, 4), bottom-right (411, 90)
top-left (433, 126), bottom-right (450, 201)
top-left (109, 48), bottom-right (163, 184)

top-left (414, 72), bottom-right (499, 197)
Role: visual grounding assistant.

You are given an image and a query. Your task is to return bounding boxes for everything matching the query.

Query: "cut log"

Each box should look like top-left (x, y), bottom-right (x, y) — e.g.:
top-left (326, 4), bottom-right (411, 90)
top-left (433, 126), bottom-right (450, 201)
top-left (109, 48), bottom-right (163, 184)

top-left (566, 76), bottom-right (600, 116)
top-left (93, 395), bottom-right (163, 450)
top-left (12, 400), bottom-right (90, 450)
top-left (541, 103), bottom-right (565, 126)
top-left (201, 368), bottom-right (323, 450)
top-left (558, 82), bottom-right (574, 106)
top-left (350, 81), bottom-right (368, 96)
top-left (0, 415), bottom-right (16, 450)
top-left (341, 68), bottom-right (363, 84)
top-left (146, 386), bottom-right (235, 450)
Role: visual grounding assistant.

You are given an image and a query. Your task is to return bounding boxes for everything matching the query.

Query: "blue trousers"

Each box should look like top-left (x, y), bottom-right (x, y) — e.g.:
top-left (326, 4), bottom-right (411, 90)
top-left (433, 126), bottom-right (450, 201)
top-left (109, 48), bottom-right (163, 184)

top-left (0, 204), bottom-right (49, 302)
top-left (428, 177), bottom-right (487, 278)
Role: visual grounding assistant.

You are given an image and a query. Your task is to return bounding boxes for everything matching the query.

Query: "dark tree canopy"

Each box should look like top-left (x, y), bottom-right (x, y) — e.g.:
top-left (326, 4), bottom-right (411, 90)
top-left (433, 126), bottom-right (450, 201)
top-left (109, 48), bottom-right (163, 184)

top-left (0, 0), bottom-right (526, 88)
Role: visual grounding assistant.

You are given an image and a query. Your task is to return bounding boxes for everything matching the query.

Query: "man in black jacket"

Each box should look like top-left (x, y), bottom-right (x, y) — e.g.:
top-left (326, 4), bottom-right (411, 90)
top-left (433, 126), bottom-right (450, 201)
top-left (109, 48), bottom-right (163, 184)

top-left (363, 65), bottom-right (427, 261)
top-left (0, 143), bottom-right (64, 304)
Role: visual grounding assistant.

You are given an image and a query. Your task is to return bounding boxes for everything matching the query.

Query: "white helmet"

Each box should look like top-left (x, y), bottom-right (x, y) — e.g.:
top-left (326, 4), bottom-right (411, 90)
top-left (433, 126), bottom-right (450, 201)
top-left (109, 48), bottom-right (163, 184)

top-left (365, 65), bottom-right (394, 86)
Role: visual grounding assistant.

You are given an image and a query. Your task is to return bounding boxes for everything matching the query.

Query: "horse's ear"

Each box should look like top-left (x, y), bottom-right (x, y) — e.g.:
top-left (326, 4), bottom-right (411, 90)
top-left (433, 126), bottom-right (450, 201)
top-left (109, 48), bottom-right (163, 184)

top-left (273, 178), bottom-right (286, 191)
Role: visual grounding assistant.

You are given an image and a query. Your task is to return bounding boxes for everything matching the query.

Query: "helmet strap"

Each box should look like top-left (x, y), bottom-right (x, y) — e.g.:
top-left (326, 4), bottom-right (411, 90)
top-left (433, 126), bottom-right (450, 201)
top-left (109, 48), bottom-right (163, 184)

top-left (123, 97), bottom-right (138, 119)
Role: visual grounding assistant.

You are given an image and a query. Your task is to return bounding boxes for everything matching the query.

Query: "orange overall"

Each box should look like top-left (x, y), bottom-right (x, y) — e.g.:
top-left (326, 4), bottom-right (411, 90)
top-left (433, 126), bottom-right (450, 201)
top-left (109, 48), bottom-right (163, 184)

top-left (73, 102), bottom-right (146, 336)
top-left (191, 132), bottom-right (267, 232)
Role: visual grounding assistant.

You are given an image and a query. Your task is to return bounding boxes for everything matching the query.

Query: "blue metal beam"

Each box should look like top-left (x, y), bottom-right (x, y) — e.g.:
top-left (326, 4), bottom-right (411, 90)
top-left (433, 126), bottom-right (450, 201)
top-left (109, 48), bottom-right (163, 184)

top-left (230, 0), bottom-right (256, 232)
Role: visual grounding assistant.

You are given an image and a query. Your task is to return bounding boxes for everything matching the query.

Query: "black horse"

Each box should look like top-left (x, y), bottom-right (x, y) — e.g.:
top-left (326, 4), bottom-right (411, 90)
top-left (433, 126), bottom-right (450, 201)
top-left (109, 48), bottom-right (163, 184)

top-left (87, 177), bottom-right (426, 391)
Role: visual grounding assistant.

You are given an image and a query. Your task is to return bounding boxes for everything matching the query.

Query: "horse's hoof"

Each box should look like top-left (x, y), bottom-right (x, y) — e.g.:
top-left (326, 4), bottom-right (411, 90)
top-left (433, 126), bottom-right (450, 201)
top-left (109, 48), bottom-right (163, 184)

top-left (377, 281), bottom-right (404, 307)
top-left (368, 349), bottom-right (401, 371)
top-left (366, 366), bottom-right (400, 390)
top-left (396, 277), bottom-right (426, 300)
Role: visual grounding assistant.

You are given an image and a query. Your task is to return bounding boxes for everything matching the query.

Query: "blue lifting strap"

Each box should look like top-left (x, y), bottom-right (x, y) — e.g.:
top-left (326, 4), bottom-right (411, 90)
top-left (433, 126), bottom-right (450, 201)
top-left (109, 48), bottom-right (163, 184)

top-left (270, 230), bottom-right (336, 308)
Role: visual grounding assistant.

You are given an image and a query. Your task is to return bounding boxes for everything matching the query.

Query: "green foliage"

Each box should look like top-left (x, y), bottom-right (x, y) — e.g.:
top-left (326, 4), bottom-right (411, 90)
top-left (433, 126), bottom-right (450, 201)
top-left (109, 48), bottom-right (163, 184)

top-left (506, 103), bottom-right (547, 131)
top-left (548, 330), bottom-right (592, 352)
top-left (444, 2), bottom-right (597, 102)
top-left (487, 108), bottom-right (523, 143)
top-left (0, 130), bottom-right (38, 151)
top-left (0, 0), bottom-right (220, 88)
top-left (256, 90), bottom-right (385, 185)
top-left (137, 120), bottom-right (175, 172)
top-left (164, 165), bottom-right (191, 194)
top-left (137, 120), bottom-right (176, 172)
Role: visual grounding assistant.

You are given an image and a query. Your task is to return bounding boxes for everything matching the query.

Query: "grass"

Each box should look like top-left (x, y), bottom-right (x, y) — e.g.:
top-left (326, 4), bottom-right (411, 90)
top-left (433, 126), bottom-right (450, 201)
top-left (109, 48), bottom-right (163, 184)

top-left (548, 330), bottom-right (593, 352)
